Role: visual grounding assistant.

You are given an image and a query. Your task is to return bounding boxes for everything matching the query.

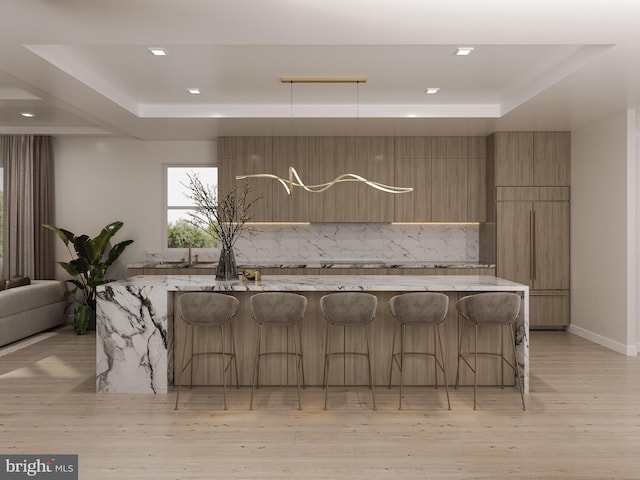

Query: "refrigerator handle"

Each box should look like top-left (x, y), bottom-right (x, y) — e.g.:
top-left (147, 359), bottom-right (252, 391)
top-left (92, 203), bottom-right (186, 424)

top-left (531, 209), bottom-right (537, 283)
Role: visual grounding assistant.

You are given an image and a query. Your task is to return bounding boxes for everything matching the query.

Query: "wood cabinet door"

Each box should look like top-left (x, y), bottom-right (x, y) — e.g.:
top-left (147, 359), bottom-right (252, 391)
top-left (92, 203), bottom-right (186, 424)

top-left (232, 137), bottom-right (274, 222)
top-left (530, 292), bottom-right (569, 328)
top-left (217, 137), bottom-right (236, 199)
top-left (532, 201), bottom-right (570, 290)
top-left (394, 136), bottom-right (432, 222)
top-left (432, 157), bottom-right (468, 221)
top-left (497, 201), bottom-right (533, 287)
top-left (494, 132), bottom-right (534, 186)
top-left (272, 137), bottom-right (310, 222)
top-left (431, 137), bottom-right (468, 222)
top-left (356, 137), bottom-right (395, 222)
top-left (308, 137), bottom-right (357, 222)
top-left (393, 156), bottom-right (432, 221)
top-left (533, 132), bottom-right (571, 186)
top-left (467, 156), bottom-right (486, 222)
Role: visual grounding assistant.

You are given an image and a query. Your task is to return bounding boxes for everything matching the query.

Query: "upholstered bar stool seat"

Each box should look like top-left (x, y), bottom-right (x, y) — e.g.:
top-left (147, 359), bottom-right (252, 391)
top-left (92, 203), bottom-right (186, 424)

top-left (250, 292), bottom-right (308, 410)
top-left (175, 292), bottom-right (240, 410)
top-left (455, 292), bottom-right (526, 410)
top-left (320, 292), bottom-right (377, 410)
top-left (388, 292), bottom-right (451, 410)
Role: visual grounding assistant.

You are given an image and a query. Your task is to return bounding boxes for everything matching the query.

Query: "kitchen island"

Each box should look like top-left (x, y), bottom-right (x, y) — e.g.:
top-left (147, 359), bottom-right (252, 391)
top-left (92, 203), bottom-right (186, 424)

top-left (96, 275), bottom-right (528, 394)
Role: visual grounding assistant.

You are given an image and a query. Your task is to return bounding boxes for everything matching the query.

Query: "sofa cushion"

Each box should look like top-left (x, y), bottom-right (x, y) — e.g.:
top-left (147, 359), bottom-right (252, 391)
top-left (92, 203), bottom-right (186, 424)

top-left (7, 276), bottom-right (31, 289)
top-left (0, 280), bottom-right (6, 291)
top-left (0, 280), bottom-right (67, 318)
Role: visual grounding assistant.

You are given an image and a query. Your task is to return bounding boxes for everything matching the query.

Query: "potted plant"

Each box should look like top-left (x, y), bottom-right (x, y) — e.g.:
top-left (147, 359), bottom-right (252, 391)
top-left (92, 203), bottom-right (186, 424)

top-left (43, 221), bottom-right (134, 334)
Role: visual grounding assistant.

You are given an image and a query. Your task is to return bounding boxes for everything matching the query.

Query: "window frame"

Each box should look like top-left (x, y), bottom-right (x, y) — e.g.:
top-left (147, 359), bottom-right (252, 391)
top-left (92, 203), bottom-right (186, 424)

top-left (163, 164), bottom-right (218, 252)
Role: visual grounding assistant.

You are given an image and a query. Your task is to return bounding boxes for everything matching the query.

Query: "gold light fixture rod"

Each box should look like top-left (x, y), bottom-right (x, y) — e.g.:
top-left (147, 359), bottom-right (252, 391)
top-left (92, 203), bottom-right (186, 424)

top-left (280, 77), bottom-right (367, 83)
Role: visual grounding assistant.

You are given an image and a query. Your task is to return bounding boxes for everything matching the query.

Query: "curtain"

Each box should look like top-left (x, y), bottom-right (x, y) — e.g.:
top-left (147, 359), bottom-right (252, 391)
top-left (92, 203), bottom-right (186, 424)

top-left (1, 135), bottom-right (55, 280)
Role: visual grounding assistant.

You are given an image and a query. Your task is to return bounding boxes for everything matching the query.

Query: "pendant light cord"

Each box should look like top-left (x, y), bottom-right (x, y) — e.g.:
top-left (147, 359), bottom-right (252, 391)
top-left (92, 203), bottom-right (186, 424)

top-left (290, 80), bottom-right (294, 137)
top-left (356, 80), bottom-right (360, 137)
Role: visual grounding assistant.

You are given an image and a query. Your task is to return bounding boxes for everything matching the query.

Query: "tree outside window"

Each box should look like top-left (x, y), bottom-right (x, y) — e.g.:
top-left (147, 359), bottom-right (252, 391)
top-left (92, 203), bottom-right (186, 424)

top-left (166, 166), bottom-right (217, 248)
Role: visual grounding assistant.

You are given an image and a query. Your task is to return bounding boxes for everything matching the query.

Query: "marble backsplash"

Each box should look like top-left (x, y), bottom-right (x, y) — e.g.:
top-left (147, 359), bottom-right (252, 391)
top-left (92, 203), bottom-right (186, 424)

top-left (149, 223), bottom-right (479, 264)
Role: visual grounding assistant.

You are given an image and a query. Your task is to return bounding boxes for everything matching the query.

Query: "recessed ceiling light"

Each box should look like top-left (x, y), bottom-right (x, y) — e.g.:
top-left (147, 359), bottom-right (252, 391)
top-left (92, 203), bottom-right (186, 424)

top-left (456, 47), bottom-right (474, 56)
top-left (20, 112), bottom-right (35, 118)
top-left (148, 48), bottom-right (167, 56)
top-left (187, 88), bottom-right (201, 95)
top-left (425, 88), bottom-right (440, 94)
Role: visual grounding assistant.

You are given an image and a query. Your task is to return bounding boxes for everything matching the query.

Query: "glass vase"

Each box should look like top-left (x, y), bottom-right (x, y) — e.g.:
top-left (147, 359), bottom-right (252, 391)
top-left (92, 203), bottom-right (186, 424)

top-left (216, 246), bottom-right (238, 280)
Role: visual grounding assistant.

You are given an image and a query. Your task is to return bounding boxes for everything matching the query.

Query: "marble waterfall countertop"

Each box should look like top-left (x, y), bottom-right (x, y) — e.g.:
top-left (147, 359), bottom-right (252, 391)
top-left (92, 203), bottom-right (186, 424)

top-left (96, 274), bottom-right (528, 395)
top-left (128, 260), bottom-right (495, 270)
top-left (114, 274), bottom-right (518, 291)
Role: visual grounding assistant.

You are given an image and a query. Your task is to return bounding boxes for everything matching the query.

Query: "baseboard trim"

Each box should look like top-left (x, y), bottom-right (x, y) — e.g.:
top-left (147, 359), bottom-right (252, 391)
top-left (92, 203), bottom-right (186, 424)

top-left (567, 324), bottom-right (638, 356)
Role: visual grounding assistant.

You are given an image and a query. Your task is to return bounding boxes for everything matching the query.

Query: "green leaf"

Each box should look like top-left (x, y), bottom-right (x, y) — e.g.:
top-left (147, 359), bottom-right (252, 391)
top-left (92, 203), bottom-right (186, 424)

top-left (93, 221), bottom-right (124, 258)
top-left (106, 239), bottom-right (134, 266)
top-left (69, 257), bottom-right (91, 275)
top-left (73, 235), bottom-right (99, 264)
top-left (58, 261), bottom-right (80, 277)
top-left (43, 224), bottom-right (75, 247)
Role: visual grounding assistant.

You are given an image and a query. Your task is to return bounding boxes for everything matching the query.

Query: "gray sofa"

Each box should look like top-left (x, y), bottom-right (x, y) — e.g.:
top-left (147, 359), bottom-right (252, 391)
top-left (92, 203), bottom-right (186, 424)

top-left (0, 280), bottom-right (68, 348)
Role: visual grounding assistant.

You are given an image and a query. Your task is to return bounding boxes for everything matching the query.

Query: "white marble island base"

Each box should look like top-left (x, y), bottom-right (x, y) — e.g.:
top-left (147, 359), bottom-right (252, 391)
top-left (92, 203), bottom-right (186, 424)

top-left (96, 275), bottom-right (529, 394)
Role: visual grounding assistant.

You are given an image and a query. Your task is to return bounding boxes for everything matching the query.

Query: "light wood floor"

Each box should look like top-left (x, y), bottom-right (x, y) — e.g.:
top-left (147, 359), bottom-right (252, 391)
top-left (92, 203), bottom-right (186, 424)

top-left (1, 327), bottom-right (640, 479)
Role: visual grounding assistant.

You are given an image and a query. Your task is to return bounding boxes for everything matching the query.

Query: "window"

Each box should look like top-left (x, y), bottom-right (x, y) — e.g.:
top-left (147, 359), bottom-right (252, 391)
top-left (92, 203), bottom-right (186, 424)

top-left (166, 166), bottom-right (217, 249)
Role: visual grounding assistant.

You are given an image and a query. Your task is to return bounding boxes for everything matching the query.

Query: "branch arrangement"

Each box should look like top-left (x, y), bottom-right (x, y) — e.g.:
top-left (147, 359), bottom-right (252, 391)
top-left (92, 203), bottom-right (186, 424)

top-left (185, 173), bottom-right (261, 250)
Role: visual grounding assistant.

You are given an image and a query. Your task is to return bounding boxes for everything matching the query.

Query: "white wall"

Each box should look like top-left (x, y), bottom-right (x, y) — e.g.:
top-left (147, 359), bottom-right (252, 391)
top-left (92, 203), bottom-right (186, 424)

top-left (53, 136), bottom-right (217, 279)
top-left (570, 110), bottom-right (636, 355)
top-left (636, 112), bottom-right (640, 350)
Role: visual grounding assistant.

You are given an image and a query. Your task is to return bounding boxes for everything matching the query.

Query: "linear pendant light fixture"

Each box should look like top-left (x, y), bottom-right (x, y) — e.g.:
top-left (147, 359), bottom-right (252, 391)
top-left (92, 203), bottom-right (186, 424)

top-left (280, 77), bottom-right (367, 83)
top-left (235, 77), bottom-right (413, 196)
top-left (237, 166), bottom-right (413, 195)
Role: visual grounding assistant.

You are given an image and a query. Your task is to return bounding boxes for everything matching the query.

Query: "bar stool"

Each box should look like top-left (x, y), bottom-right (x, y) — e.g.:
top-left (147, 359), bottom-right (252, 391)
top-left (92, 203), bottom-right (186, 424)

top-left (174, 292), bottom-right (240, 410)
top-left (250, 292), bottom-right (308, 410)
top-left (388, 292), bottom-right (451, 410)
top-left (455, 292), bottom-right (526, 410)
top-left (320, 292), bottom-right (377, 410)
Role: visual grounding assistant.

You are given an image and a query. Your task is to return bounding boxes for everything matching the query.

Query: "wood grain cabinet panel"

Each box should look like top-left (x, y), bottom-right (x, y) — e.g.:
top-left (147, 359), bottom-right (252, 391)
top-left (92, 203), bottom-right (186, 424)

top-left (218, 137), bottom-right (273, 222)
top-left (530, 292), bottom-right (570, 328)
top-left (394, 137), bottom-right (432, 222)
top-left (492, 132), bottom-right (570, 187)
top-left (496, 197), bottom-right (570, 327)
top-left (356, 137), bottom-right (395, 222)
top-left (308, 137), bottom-right (357, 222)
top-left (431, 137), bottom-right (468, 222)
top-left (216, 137), bottom-right (236, 203)
top-left (272, 137), bottom-right (310, 222)
top-left (468, 137), bottom-right (487, 224)
top-left (532, 201), bottom-right (570, 290)
top-left (493, 132), bottom-right (534, 186)
top-left (220, 135), bottom-right (488, 223)
top-left (497, 199), bottom-right (569, 290)
top-left (496, 201), bottom-right (534, 287)
top-left (235, 137), bottom-right (273, 222)
top-left (533, 132), bottom-right (571, 186)
top-left (394, 137), bottom-right (430, 159)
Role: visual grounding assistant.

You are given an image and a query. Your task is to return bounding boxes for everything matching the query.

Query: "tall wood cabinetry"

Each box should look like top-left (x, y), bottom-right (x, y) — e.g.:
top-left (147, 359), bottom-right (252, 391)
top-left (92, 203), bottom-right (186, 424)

top-left (487, 132), bottom-right (571, 328)
top-left (219, 136), bottom-right (487, 223)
